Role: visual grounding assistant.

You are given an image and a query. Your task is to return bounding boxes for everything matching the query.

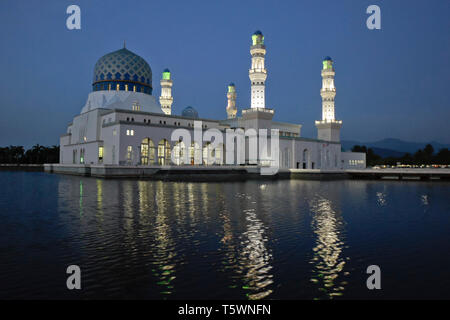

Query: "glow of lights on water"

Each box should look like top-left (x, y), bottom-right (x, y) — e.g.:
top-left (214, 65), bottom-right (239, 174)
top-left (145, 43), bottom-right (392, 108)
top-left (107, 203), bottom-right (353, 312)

top-left (421, 194), bottom-right (429, 206)
top-left (376, 192), bottom-right (387, 207)
top-left (310, 197), bottom-right (347, 299)
top-left (239, 208), bottom-right (273, 300)
top-left (153, 181), bottom-right (177, 296)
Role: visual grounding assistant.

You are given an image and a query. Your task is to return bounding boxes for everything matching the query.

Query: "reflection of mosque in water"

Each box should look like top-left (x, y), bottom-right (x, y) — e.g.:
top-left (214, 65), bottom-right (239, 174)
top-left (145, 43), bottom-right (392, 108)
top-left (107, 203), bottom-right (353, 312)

top-left (216, 184), bottom-right (274, 300)
top-left (305, 182), bottom-right (349, 299)
top-left (57, 177), bottom-right (275, 299)
top-left (57, 177), bottom-right (368, 299)
top-left (57, 177), bottom-right (181, 297)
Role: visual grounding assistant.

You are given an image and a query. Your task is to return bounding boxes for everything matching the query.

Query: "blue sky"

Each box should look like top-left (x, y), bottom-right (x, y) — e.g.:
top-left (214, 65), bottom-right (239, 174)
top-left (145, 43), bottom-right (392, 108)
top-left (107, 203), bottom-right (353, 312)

top-left (0, 0), bottom-right (449, 147)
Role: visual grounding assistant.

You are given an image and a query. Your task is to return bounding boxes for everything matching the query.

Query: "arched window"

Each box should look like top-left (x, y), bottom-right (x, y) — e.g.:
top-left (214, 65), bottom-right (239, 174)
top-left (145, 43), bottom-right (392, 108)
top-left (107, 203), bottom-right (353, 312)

top-left (141, 138), bottom-right (149, 165)
top-left (126, 146), bottom-right (133, 164)
top-left (158, 139), bottom-right (171, 165)
top-left (80, 148), bottom-right (85, 164)
top-left (140, 138), bottom-right (155, 165)
top-left (215, 143), bottom-right (223, 165)
top-left (189, 142), bottom-right (201, 165)
top-left (203, 142), bottom-right (212, 165)
top-left (172, 141), bottom-right (186, 165)
top-left (149, 140), bottom-right (156, 164)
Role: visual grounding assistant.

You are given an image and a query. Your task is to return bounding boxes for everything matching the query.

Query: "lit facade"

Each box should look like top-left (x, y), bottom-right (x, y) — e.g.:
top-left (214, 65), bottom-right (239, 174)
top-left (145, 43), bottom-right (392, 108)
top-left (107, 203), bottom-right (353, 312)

top-left (59, 31), bottom-right (365, 170)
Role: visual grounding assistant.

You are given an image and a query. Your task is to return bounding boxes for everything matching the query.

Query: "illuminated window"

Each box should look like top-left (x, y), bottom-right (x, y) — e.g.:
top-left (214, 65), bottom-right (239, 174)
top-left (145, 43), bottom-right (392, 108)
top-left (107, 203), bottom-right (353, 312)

top-left (127, 146), bottom-right (132, 161)
top-left (98, 146), bottom-right (104, 163)
top-left (158, 139), bottom-right (171, 165)
top-left (141, 138), bottom-right (156, 165)
top-left (108, 84), bottom-right (111, 90)
top-left (80, 149), bottom-right (85, 164)
top-left (116, 84), bottom-right (120, 91)
top-left (125, 84), bottom-right (128, 91)
top-left (133, 86), bottom-right (136, 92)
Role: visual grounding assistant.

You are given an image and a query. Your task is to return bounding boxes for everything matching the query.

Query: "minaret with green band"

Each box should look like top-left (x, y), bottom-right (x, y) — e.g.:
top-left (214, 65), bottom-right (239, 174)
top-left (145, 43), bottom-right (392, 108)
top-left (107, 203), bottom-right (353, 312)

top-left (315, 57), bottom-right (342, 142)
top-left (160, 68), bottom-right (173, 115)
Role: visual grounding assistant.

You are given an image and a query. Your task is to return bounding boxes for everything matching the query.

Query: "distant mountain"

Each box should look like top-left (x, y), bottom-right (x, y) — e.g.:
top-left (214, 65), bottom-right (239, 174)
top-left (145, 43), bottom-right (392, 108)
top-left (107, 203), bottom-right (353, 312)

top-left (341, 138), bottom-right (450, 156)
top-left (370, 147), bottom-right (407, 158)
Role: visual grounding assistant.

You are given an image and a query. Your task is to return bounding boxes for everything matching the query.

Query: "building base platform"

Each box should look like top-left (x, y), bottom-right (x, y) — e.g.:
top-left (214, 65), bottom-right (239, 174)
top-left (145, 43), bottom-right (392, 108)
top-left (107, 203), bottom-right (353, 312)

top-left (44, 164), bottom-right (350, 181)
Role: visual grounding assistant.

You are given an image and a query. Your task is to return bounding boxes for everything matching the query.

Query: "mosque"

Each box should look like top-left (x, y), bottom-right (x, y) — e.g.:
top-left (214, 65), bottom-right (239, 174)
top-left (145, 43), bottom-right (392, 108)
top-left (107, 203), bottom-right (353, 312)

top-left (58, 31), bottom-right (365, 173)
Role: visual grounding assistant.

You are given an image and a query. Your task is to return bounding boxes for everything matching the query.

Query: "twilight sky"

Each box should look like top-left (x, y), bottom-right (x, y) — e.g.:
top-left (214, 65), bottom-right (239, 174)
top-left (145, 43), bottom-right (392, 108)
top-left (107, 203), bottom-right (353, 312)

top-left (0, 0), bottom-right (449, 148)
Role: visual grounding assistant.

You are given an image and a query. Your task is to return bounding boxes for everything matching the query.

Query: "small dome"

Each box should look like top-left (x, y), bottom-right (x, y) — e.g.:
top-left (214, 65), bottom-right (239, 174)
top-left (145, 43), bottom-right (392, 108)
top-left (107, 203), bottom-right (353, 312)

top-left (323, 56), bottom-right (332, 61)
top-left (253, 30), bottom-right (263, 36)
top-left (163, 68), bottom-right (170, 73)
top-left (182, 106), bottom-right (199, 119)
top-left (229, 82), bottom-right (235, 86)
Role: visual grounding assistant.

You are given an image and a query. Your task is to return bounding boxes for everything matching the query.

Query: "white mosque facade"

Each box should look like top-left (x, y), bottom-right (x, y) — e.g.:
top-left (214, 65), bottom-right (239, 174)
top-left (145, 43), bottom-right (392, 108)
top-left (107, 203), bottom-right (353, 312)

top-left (59, 31), bottom-right (365, 171)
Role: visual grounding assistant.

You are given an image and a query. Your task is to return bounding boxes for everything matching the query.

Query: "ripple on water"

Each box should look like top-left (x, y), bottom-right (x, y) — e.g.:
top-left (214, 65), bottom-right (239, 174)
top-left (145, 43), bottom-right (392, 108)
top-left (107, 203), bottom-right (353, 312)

top-left (1, 173), bottom-right (450, 299)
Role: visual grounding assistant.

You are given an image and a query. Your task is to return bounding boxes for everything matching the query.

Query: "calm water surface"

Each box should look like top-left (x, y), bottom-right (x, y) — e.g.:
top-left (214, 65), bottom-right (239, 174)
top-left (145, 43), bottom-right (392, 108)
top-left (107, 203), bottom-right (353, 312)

top-left (0, 171), bottom-right (449, 299)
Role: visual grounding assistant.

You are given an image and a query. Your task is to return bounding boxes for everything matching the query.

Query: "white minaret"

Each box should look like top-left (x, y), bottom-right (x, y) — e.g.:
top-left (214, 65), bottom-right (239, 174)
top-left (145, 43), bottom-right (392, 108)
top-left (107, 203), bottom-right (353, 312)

top-left (249, 30), bottom-right (267, 109)
top-left (159, 68), bottom-right (173, 115)
top-left (315, 57), bottom-right (342, 142)
top-left (226, 83), bottom-right (237, 119)
top-left (321, 57), bottom-right (337, 121)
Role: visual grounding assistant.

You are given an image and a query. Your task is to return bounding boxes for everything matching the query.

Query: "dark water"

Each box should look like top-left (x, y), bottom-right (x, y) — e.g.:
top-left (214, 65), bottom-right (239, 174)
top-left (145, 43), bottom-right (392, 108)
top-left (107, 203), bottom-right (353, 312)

top-left (0, 171), bottom-right (449, 300)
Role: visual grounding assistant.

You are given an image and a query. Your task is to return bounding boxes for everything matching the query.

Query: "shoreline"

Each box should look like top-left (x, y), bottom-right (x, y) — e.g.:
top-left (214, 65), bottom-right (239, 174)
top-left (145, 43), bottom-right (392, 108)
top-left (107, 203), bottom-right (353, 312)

top-left (1, 164), bottom-right (449, 181)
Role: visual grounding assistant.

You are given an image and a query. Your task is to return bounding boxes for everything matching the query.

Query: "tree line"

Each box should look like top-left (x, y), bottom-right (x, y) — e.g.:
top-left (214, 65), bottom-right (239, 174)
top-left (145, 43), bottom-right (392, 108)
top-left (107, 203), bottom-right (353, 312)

top-left (351, 144), bottom-right (450, 167)
top-left (0, 145), bottom-right (59, 164)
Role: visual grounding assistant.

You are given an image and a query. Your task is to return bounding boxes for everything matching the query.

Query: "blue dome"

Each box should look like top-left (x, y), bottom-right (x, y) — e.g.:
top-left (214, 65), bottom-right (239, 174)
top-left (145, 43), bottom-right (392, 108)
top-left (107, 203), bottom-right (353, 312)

top-left (92, 47), bottom-right (153, 94)
top-left (181, 106), bottom-right (199, 119)
top-left (253, 30), bottom-right (263, 35)
top-left (229, 82), bottom-right (235, 86)
top-left (163, 68), bottom-right (170, 73)
top-left (323, 56), bottom-right (332, 61)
